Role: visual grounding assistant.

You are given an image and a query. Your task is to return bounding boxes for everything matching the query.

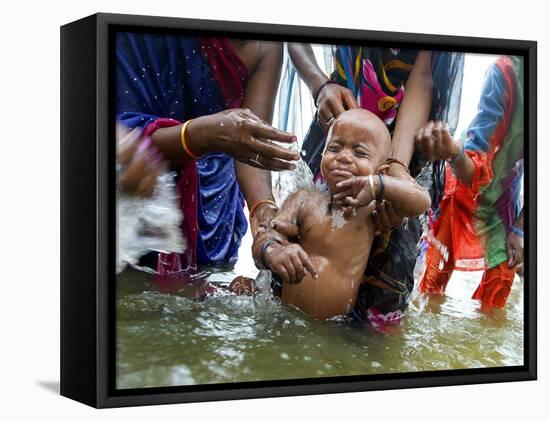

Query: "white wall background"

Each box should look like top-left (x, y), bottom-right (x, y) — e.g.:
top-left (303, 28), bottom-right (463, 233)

top-left (0, 1), bottom-right (545, 420)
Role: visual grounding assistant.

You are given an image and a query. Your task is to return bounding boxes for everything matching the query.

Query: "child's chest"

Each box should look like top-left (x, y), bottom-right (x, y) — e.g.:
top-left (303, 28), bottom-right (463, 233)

top-left (300, 207), bottom-right (373, 254)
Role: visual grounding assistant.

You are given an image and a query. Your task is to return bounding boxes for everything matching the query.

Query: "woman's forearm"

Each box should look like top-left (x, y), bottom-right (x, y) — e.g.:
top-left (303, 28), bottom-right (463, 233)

top-left (288, 43), bottom-right (329, 95)
top-left (451, 150), bottom-right (476, 185)
top-left (391, 51), bottom-right (433, 165)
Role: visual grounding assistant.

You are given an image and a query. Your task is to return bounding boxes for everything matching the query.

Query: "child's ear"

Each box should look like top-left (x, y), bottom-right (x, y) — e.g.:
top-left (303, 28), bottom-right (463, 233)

top-left (377, 164), bottom-right (390, 175)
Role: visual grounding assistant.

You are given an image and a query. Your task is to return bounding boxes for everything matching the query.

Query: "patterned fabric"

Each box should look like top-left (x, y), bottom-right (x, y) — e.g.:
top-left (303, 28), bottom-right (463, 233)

top-left (434, 56), bottom-right (523, 270)
top-left (116, 33), bottom-right (249, 271)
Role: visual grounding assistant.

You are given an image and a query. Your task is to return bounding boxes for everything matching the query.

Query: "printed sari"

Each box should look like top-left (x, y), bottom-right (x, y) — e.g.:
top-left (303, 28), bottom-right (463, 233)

top-left (116, 33), bottom-right (249, 273)
top-left (436, 55), bottom-right (524, 271)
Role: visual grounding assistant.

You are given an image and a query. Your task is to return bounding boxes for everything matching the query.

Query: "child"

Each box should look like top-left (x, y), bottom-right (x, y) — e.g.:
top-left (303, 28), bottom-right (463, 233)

top-left (252, 109), bottom-right (431, 319)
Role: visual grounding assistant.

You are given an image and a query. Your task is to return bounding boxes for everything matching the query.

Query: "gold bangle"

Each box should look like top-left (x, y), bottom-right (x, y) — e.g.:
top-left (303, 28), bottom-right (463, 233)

top-left (368, 174), bottom-right (377, 202)
top-left (180, 120), bottom-right (201, 160)
top-left (249, 199), bottom-right (278, 221)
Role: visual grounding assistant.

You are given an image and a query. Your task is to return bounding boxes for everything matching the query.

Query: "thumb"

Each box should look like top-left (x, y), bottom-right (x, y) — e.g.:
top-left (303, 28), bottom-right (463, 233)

top-left (271, 219), bottom-right (299, 239)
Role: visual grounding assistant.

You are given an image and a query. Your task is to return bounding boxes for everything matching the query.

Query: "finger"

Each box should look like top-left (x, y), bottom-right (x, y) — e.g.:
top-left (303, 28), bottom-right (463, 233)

top-left (371, 209), bottom-right (387, 233)
top-left (246, 138), bottom-right (300, 161)
top-left (335, 178), bottom-right (354, 189)
top-left (423, 121), bottom-right (434, 140)
top-left (317, 115), bottom-right (328, 134)
top-left (344, 197), bottom-right (362, 207)
top-left (364, 200), bottom-right (377, 215)
top-left (343, 90), bottom-right (359, 110)
top-left (271, 219), bottom-right (299, 239)
top-left (245, 155), bottom-right (297, 171)
top-left (290, 253), bottom-right (306, 283)
top-left (432, 122), bottom-right (444, 158)
top-left (377, 201), bottom-right (392, 230)
top-left (420, 131), bottom-right (435, 159)
top-left (333, 189), bottom-right (353, 200)
top-left (328, 97), bottom-right (346, 118)
top-left (248, 121), bottom-right (297, 144)
top-left (507, 241), bottom-right (516, 267)
top-left (318, 106), bottom-right (334, 127)
top-left (298, 249), bottom-right (318, 279)
top-left (274, 265), bottom-right (290, 284)
top-left (386, 201), bottom-right (404, 227)
top-left (284, 259), bottom-right (297, 284)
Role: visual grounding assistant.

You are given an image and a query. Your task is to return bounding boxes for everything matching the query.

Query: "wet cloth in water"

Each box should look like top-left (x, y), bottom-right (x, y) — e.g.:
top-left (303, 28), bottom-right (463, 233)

top-left (116, 33), bottom-right (249, 272)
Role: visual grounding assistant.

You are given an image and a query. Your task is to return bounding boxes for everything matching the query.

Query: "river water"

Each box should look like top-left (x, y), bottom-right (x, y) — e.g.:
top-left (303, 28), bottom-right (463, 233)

top-left (116, 257), bottom-right (524, 389)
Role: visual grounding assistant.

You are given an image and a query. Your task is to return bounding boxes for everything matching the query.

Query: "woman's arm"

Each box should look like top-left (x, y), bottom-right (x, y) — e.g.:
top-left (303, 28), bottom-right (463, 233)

top-left (389, 50), bottom-right (434, 173)
top-left (234, 42), bottom-right (287, 232)
top-left (288, 43), bottom-right (358, 132)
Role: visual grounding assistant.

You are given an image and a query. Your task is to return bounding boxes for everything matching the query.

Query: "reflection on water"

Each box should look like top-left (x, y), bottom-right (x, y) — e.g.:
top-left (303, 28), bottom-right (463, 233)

top-left (116, 264), bottom-right (524, 389)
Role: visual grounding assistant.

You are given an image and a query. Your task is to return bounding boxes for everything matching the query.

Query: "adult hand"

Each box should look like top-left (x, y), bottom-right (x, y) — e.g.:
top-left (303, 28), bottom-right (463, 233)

top-left (117, 125), bottom-right (164, 197)
top-left (414, 121), bottom-right (463, 161)
top-left (506, 231), bottom-right (524, 268)
top-left (315, 83), bottom-right (358, 133)
top-left (250, 203), bottom-right (279, 237)
top-left (372, 200), bottom-right (405, 233)
top-left (187, 108), bottom-right (300, 171)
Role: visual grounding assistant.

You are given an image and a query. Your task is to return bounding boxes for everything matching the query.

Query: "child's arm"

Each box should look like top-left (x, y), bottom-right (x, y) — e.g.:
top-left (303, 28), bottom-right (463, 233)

top-left (251, 190), bottom-right (318, 284)
top-left (334, 174), bottom-right (431, 217)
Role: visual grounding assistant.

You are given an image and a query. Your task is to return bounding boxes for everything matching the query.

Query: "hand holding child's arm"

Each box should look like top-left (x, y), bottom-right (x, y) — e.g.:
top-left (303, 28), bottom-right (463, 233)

top-left (251, 190), bottom-right (318, 283)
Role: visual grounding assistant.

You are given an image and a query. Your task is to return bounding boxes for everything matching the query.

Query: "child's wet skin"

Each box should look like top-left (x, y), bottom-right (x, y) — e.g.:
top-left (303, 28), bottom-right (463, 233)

top-left (254, 109), bottom-right (431, 319)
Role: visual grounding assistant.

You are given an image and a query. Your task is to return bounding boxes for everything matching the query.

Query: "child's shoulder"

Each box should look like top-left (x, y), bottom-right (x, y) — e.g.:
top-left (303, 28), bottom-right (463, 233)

top-left (282, 188), bottom-right (328, 207)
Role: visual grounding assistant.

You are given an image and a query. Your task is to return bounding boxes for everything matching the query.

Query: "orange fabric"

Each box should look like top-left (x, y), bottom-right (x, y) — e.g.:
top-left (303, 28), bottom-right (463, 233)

top-left (433, 161), bottom-right (487, 271)
top-left (472, 261), bottom-right (515, 310)
top-left (418, 207), bottom-right (454, 294)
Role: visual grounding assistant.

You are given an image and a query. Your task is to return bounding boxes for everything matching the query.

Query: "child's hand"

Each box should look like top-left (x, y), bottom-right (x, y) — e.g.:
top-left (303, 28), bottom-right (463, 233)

top-left (265, 243), bottom-right (318, 284)
top-left (333, 176), bottom-right (379, 211)
top-left (415, 121), bottom-right (463, 161)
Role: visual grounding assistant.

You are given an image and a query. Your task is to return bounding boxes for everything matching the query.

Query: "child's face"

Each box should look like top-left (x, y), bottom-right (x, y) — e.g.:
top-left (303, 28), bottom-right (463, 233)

top-left (321, 116), bottom-right (390, 194)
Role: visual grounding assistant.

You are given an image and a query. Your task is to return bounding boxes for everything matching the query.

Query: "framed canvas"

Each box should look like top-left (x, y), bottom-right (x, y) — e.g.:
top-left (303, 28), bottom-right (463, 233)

top-left (60, 12), bottom-right (537, 408)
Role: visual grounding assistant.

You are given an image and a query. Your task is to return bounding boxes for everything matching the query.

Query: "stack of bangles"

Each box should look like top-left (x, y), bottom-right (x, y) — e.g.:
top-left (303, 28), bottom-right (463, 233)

top-left (180, 119), bottom-right (202, 160)
top-left (367, 174), bottom-right (385, 203)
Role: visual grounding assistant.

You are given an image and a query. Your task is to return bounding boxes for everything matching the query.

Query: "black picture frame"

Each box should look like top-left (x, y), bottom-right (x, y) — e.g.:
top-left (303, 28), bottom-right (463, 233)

top-left (60, 12), bottom-right (537, 408)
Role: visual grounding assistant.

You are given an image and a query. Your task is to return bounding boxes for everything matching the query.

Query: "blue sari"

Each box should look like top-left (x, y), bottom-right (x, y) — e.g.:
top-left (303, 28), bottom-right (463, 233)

top-left (116, 33), bottom-right (249, 269)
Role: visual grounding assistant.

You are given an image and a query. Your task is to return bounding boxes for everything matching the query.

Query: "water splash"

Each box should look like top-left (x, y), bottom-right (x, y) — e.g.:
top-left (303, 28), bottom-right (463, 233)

top-left (274, 143), bottom-right (314, 204)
